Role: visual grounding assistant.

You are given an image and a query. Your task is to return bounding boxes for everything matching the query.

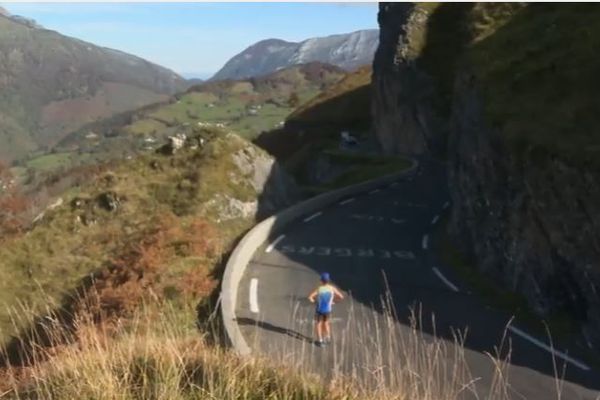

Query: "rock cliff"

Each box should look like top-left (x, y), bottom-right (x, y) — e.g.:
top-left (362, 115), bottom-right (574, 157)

top-left (373, 3), bottom-right (600, 350)
top-left (371, 4), bottom-right (442, 156)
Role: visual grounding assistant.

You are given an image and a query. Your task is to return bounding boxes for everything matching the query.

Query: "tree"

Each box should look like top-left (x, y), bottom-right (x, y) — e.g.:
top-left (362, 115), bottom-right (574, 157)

top-left (0, 164), bottom-right (29, 235)
top-left (287, 92), bottom-right (300, 108)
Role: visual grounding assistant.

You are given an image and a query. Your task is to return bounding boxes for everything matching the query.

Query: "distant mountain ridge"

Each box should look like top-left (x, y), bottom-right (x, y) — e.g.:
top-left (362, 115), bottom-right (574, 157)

top-left (0, 12), bottom-right (187, 163)
top-left (211, 30), bottom-right (378, 81)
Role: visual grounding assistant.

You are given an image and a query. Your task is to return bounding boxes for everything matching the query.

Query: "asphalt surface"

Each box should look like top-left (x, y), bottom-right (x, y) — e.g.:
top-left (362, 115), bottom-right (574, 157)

top-left (235, 160), bottom-right (600, 399)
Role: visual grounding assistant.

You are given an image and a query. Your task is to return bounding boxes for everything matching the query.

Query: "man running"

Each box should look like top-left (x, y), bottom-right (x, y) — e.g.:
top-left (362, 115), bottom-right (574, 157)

top-left (308, 272), bottom-right (344, 347)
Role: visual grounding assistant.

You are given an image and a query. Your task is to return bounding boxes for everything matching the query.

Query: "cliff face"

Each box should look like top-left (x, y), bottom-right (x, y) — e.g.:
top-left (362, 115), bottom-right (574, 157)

top-left (448, 73), bottom-right (600, 347)
top-left (373, 3), bottom-right (600, 349)
top-left (371, 4), bottom-right (441, 156)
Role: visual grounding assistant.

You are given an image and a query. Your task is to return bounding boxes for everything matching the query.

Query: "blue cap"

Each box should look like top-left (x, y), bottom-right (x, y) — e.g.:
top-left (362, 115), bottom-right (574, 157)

top-left (320, 272), bottom-right (330, 283)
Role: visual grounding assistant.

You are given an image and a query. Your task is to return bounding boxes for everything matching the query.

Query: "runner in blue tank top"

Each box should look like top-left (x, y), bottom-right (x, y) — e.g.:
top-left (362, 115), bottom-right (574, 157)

top-left (308, 272), bottom-right (344, 347)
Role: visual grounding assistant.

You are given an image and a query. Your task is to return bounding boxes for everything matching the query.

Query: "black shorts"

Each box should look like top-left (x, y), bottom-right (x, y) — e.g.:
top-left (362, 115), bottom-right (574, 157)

top-left (315, 311), bottom-right (331, 322)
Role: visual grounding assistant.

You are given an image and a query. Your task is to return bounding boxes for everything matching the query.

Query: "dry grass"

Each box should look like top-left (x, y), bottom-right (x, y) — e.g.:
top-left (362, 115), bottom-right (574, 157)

top-left (5, 298), bottom-right (548, 399)
top-left (0, 292), bottom-right (567, 400)
top-left (0, 303), bottom-right (339, 400)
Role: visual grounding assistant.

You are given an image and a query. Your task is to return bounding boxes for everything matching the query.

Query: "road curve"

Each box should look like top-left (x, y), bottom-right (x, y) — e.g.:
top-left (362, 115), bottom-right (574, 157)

top-left (233, 160), bottom-right (600, 399)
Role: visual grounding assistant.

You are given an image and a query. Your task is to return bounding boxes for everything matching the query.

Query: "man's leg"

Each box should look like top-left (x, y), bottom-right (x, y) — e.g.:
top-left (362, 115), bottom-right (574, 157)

top-left (323, 316), bottom-right (331, 342)
top-left (315, 315), bottom-right (323, 344)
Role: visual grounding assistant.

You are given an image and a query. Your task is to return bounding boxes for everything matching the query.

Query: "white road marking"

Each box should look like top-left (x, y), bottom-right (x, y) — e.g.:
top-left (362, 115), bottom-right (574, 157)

top-left (339, 198), bottom-right (355, 205)
top-left (303, 211), bottom-right (322, 222)
top-left (507, 326), bottom-right (591, 371)
top-left (432, 267), bottom-right (459, 292)
top-left (265, 234), bottom-right (285, 253)
top-left (369, 189), bottom-right (381, 195)
top-left (422, 234), bottom-right (429, 250)
top-left (582, 329), bottom-right (594, 350)
top-left (431, 215), bottom-right (440, 225)
top-left (249, 278), bottom-right (259, 313)
top-left (443, 201), bottom-right (450, 210)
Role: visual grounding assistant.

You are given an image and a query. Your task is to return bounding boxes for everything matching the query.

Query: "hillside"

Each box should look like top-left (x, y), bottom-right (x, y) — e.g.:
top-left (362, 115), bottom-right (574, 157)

top-left (0, 12), bottom-right (187, 163)
top-left (0, 125), bottom-right (298, 351)
top-left (288, 65), bottom-right (372, 128)
top-left (211, 30), bottom-right (378, 80)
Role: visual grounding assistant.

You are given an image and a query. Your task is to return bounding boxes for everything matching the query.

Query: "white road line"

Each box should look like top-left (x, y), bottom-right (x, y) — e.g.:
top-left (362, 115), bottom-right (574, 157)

top-left (507, 326), bottom-right (591, 371)
top-left (431, 215), bottom-right (440, 225)
top-left (422, 234), bottom-right (429, 250)
top-left (249, 278), bottom-right (259, 313)
top-left (339, 198), bottom-right (355, 205)
top-left (432, 267), bottom-right (459, 292)
top-left (303, 211), bottom-right (322, 223)
top-left (369, 189), bottom-right (381, 195)
top-left (443, 201), bottom-right (450, 210)
top-left (265, 234), bottom-right (285, 253)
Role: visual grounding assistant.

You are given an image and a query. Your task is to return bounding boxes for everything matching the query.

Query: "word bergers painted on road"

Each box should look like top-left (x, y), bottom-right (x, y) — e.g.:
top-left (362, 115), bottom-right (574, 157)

top-left (350, 214), bottom-right (405, 224)
top-left (278, 245), bottom-right (415, 260)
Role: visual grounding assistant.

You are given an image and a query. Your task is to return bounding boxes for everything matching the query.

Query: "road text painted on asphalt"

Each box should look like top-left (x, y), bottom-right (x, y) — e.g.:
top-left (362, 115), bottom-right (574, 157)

top-left (350, 214), bottom-right (405, 224)
top-left (277, 245), bottom-right (416, 260)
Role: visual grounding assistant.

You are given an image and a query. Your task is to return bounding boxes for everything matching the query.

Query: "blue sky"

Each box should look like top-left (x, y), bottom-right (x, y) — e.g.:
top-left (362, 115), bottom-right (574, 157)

top-left (3, 3), bottom-right (378, 79)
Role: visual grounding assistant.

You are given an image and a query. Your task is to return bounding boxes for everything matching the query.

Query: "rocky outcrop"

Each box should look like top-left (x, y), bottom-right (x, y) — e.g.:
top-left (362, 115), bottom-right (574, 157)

top-left (231, 144), bottom-right (300, 219)
top-left (371, 4), bottom-right (441, 156)
top-left (448, 74), bottom-right (600, 348)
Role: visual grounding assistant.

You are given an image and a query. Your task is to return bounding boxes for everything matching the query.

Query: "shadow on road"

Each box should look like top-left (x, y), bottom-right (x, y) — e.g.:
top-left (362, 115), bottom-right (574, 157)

top-left (237, 317), bottom-right (313, 344)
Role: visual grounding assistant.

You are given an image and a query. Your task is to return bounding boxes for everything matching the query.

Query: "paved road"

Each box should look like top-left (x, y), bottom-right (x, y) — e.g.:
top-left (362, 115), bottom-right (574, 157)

top-left (235, 160), bottom-right (600, 399)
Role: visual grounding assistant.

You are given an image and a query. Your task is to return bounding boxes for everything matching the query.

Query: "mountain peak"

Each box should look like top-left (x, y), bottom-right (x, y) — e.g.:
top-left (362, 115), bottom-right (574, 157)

top-left (211, 29), bottom-right (378, 81)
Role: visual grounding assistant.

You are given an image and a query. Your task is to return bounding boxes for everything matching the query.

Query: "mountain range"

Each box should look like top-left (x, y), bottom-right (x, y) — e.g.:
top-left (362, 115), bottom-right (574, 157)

top-left (211, 29), bottom-right (378, 81)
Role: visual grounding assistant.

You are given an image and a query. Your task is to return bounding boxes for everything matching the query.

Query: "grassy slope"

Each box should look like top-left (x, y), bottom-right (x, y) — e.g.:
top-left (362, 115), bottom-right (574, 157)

top-left (414, 3), bottom-right (599, 166)
top-left (0, 127), bottom-right (262, 343)
top-left (288, 66), bottom-right (372, 128)
top-left (256, 66), bottom-right (374, 164)
top-left (467, 4), bottom-right (600, 166)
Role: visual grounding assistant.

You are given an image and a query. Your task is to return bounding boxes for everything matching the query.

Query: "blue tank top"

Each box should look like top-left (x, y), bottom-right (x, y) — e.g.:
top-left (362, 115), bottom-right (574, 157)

top-left (316, 285), bottom-right (334, 313)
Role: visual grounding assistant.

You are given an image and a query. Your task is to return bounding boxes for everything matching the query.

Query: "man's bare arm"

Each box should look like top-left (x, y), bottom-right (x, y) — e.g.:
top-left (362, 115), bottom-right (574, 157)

top-left (308, 289), bottom-right (318, 303)
top-left (333, 286), bottom-right (344, 301)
